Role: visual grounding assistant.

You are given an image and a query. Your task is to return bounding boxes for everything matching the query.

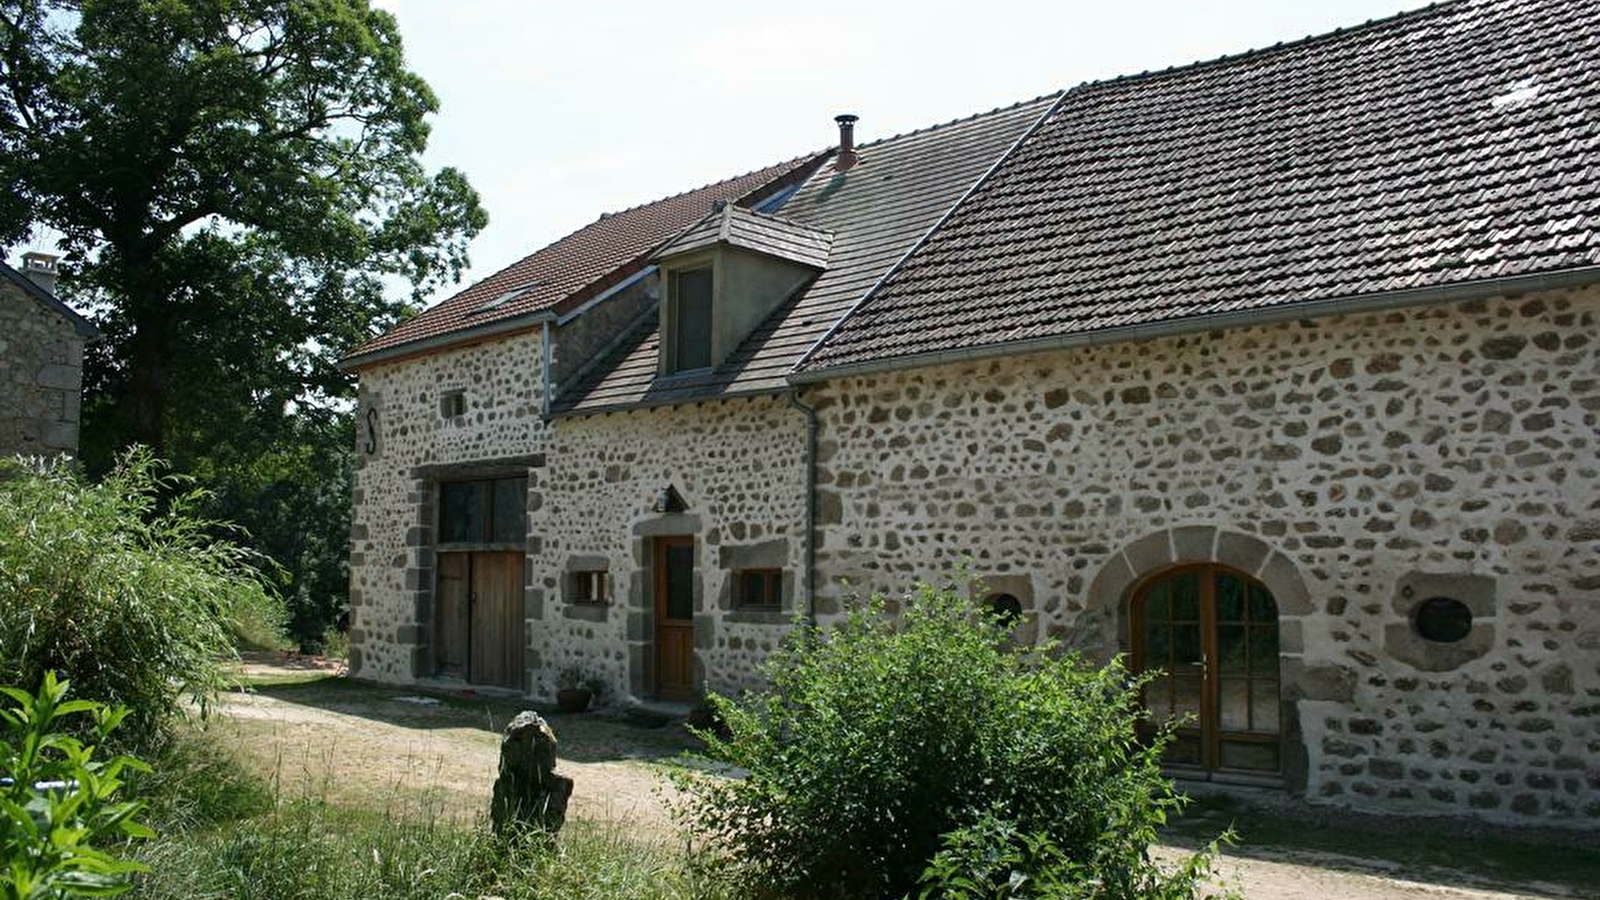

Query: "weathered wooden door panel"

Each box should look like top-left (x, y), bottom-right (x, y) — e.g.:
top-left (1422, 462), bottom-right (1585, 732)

top-left (470, 551), bottom-right (524, 690)
top-left (654, 537), bottom-right (697, 702)
top-left (434, 552), bottom-right (471, 678)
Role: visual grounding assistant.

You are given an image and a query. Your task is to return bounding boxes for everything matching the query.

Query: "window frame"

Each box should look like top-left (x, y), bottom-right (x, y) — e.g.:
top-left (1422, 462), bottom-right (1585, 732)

top-left (569, 569), bottom-right (609, 606)
top-left (734, 568), bottom-right (784, 611)
top-left (439, 389), bottom-right (467, 419)
top-left (662, 254), bottom-right (717, 375)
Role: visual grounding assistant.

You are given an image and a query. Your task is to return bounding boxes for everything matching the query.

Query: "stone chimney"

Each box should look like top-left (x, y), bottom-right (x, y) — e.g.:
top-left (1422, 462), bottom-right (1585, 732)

top-left (834, 114), bottom-right (859, 173)
top-left (21, 251), bottom-right (59, 296)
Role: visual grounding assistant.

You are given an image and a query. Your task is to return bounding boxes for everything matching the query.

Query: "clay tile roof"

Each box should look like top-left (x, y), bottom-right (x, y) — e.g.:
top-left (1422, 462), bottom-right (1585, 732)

top-left (800, 0), bottom-right (1600, 373)
top-left (340, 154), bottom-right (824, 366)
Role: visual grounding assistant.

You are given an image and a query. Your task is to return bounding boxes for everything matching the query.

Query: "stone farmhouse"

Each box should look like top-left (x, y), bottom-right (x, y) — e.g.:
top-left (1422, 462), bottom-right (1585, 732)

top-left (341, 0), bottom-right (1599, 824)
top-left (0, 253), bottom-right (95, 458)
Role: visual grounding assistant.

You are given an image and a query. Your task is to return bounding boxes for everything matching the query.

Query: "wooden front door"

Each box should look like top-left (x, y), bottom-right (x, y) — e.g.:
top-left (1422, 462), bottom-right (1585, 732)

top-left (1131, 565), bottom-right (1282, 776)
top-left (434, 550), bottom-right (525, 690)
top-left (653, 536), bottom-right (697, 702)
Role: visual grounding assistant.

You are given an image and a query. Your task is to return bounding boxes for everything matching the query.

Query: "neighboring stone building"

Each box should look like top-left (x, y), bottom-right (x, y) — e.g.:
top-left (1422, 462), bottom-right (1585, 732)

top-left (0, 254), bottom-right (96, 458)
top-left (341, 0), bottom-right (1599, 826)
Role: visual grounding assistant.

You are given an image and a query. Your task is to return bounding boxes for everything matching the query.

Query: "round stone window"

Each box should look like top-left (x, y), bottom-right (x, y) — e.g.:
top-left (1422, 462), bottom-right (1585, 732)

top-left (986, 592), bottom-right (1024, 628)
top-left (1412, 597), bottom-right (1473, 643)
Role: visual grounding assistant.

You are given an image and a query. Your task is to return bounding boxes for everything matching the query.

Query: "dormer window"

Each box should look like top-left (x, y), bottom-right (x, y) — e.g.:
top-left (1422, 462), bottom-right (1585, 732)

top-left (652, 203), bottom-right (834, 379)
top-left (668, 265), bottom-right (714, 373)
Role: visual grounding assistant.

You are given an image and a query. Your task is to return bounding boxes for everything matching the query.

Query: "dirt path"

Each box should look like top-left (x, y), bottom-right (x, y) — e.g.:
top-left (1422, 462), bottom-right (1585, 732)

top-left (213, 670), bottom-right (1582, 900)
top-left (217, 688), bottom-right (677, 827)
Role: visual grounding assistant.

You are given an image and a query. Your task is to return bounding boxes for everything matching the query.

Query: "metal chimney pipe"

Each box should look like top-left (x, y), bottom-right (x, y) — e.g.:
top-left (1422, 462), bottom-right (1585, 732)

top-left (834, 114), bottom-right (859, 173)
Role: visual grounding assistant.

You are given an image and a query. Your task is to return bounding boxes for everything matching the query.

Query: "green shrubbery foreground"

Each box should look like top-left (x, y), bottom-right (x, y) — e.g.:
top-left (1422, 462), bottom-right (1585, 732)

top-left (0, 452), bottom-right (282, 750)
top-left (673, 583), bottom-right (1232, 899)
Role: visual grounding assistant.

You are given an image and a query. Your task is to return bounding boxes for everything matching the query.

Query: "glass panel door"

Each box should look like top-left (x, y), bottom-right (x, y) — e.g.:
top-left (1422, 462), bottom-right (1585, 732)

top-left (1133, 565), bottom-right (1281, 777)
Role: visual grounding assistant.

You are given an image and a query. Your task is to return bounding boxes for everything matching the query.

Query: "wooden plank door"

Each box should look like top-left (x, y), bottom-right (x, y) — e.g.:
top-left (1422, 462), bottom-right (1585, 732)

top-left (434, 552), bottom-right (471, 678)
top-left (469, 551), bottom-right (525, 690)
top-left (654, 536), bottom-right (697, 702)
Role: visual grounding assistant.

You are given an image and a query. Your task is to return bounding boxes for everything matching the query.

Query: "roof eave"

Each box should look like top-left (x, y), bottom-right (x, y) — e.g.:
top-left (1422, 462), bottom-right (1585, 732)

top-left (549, 384), bottom-right (782, 420)
top-left (337, 309), bottom-right (555, 372)
top-left (790, 265), bottom-right (1600, 385)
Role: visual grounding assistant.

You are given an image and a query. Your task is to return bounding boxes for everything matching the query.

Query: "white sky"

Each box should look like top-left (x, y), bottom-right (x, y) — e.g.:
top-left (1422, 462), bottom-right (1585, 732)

top-left (14, 1), bottom-right (1431, 302)
top-left (384, 0), bottom-right (1428, 297)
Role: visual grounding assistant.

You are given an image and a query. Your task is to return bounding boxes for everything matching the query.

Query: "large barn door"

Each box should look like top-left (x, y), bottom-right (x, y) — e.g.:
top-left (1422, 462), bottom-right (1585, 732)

top-left (433, 476), bottom-right (528, 690)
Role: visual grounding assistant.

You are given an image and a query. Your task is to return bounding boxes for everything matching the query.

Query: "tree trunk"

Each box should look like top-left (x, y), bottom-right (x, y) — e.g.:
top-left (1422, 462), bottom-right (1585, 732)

top-left (122, 258), bottom-right (171, 457)
top-left (126, 329), bottom-right (168, 455)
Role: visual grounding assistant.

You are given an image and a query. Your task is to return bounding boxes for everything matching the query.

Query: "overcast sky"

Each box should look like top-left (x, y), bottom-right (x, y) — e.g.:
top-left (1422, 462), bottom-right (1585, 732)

top-left (14, 1), bottom-right (1432, 301)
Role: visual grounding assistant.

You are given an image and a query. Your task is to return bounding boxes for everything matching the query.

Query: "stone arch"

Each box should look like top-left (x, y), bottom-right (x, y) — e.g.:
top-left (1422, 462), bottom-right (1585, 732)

top-left (1080, 526), bottom-right (1312, 792)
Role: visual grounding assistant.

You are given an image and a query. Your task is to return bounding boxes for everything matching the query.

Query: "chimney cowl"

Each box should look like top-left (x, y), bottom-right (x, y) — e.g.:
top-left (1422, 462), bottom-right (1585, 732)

top-left (834, 113), bottom-right (859, 173)
top-left (20, 251), bottom-right (59, 296)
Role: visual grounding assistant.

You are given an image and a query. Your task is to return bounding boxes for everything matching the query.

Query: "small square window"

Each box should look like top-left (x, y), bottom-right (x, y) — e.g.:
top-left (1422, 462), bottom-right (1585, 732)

top-left (736, 569), bottom-right (783, 610)
top-left (571, 570), bottom-right (608, 605)
top-left (440, 390), bottom-right (467, 418)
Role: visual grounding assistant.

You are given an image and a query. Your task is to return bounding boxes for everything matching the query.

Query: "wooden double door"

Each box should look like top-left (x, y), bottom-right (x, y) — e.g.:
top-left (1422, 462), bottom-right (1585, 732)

top-left (435, 551), bottom-right (524, 689)
top-left (1131, 564), bottom-right (1282, 777)
top-left (653, 536), bottom-right (697, 702)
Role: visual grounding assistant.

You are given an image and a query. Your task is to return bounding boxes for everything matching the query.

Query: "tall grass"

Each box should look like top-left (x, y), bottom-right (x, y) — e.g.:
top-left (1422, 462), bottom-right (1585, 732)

top-left (126, 728), bottom-right (733, 900)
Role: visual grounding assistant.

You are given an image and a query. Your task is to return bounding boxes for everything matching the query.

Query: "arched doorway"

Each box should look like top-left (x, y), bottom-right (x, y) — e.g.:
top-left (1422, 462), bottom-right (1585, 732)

top-left (1130, 564), bottom-right (1282, 777)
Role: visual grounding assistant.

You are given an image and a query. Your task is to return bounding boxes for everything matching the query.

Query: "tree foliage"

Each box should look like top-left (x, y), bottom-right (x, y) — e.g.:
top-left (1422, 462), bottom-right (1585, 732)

top-left (0, 0), bottom-right (487, 644)
top-left (673, 581), bottom-right (1230, 900)
top-left (0, 452), bottom-right (281, 749)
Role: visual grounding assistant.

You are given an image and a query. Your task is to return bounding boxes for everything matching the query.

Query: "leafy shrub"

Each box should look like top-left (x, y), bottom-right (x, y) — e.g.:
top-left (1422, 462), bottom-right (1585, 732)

top-left (0, 451), bottom-right (281, 749)
top-left (672, 580), bottom-right (1228, 899)
top-left (1, 672), bottom-right (155, 899)
top-left (918, 809), bottom-right (1233, 900)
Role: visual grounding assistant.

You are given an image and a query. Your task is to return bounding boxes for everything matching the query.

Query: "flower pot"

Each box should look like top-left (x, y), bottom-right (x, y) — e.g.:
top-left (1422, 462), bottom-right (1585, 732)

top-left (555, 688), bottom-right (593, 713)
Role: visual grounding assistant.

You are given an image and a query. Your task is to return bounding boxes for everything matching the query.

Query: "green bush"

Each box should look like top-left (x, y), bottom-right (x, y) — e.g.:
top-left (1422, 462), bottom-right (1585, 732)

top-left (0, 451), bottom-right (282, 749)
top-left (1, 671), bottom-right (155, 899)
top-left (917, 809), bottom-right (1232, 900)
top-left (672, 580), bottom-right (1229, 900)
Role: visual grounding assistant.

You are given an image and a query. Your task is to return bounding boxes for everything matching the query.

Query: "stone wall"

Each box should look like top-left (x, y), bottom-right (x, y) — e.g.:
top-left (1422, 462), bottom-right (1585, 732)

top-left (529, 395), bottom-right (809, 701)
top-left (806, 286), bottom-right (1599, 825)
top-left (0, 280), bottom-right (85, 458)
top-left (349, 282), bottom-right (1598, 827)
top-left (347, 330), bottom-right (548, 684)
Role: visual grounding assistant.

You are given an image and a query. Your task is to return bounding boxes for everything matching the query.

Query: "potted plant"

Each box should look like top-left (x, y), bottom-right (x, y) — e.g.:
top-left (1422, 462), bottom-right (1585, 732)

top-left (555, 665), bottom-right (604, 713)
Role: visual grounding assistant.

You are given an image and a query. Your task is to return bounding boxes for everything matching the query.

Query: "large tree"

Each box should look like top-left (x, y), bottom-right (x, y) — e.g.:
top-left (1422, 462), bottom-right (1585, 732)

top-left (0, 0), bottom-right (485, 644)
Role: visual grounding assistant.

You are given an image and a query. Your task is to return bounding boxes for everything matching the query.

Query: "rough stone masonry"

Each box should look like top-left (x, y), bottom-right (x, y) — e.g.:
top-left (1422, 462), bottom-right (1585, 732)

top-left (349, 285), bottom-right (1599, 827)
top-left (0, 274), bottom-right (87, 458)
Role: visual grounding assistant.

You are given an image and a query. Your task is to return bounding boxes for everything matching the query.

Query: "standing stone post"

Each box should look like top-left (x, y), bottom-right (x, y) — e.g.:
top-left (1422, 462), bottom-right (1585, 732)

top-left (490, 710), bottom-right (573, 837)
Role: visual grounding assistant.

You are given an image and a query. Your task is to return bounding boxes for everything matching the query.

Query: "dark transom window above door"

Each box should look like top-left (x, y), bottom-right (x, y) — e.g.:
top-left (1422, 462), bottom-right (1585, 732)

top-left (439, 477), bottom-right (527, 546)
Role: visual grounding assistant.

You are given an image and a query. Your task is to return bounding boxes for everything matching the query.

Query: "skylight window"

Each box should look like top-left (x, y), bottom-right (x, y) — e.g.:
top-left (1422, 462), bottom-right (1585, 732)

top-left (473, 280), bottom-right (548, 314)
